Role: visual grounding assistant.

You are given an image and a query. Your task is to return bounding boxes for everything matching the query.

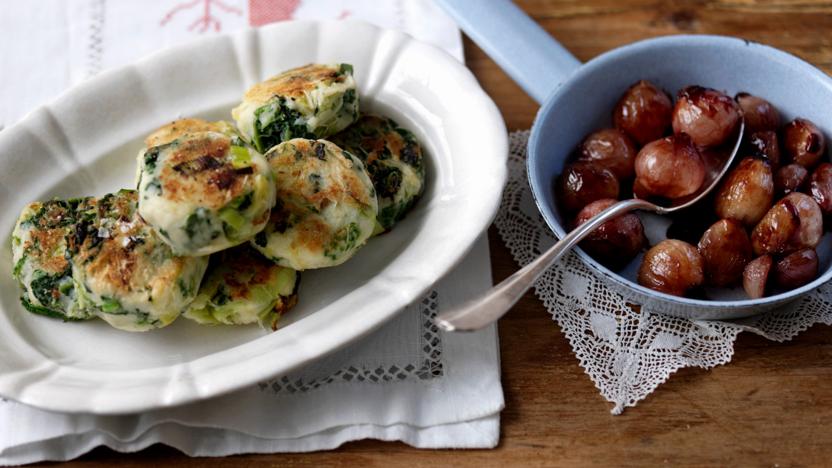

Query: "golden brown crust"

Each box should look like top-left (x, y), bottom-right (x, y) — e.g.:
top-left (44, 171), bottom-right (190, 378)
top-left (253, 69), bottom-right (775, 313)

top-left (273, 292), bottom-right (298, 315)
top-left (83, 232), bottom-right (186, 297)
top-left (353, 115), bottom-right (405, 167)
top-left (264, 203), bottom-right (327, 255)
top-left (25, 228), bottom-right (68, 273)
top-left (218, 248), bottom-right (279, 301)
top-left (293, 216), bottom-right (329, 254)
top-left (158, 135), bottom-right (246, 207)
top-left (243, 64), bottom-right (345, 103)
top-left (269, 139), bottom-right (373, 210)
top-left (84, 239), bottom-right (138, 292)
top-left (145, 118), bottom-right (222, 147)
top-left (75, 191), bottom-right (187, 297)
top-left (19, 200), bottom-right (82, 275)
top-left (254, 138), bottom-right (376, 269)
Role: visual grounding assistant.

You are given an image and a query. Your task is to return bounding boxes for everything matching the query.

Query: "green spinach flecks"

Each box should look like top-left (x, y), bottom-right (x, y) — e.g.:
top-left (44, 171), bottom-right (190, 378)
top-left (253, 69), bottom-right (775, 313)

top-left (211, 287), bottom-right (231, 306)
top-left (342, 89), bottom-right (357, 106)
top-left (144, 147), bottom-right (160, 172)
top-left (252, 98), bottom-right (314, 153)
top-left (338, 63), bottom-right (354, 76)
top-left (12, 257), bottom-right (25, 278)
top-left (29, 269), bottom-right (71, 310)
top-left (324, 222), bottom-right (361, 260)
top-left (308, 173), bottom-right (323, 193)
top-left (184, 208), bottom-right (219, 246)
top-left (177, 278), bottom-right (191, 298)
top-left (314, 142), bottom-right (326, 160)
top-left (20, 296), bottom-right (74, 321)
top-left (230, 191), bottom-right (254, 212)
top-left (254, 230), bottom-right (268, 247)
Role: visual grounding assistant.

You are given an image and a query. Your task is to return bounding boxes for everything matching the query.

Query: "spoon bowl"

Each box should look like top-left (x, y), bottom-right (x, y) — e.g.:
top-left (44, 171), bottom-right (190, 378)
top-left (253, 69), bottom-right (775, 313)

top-left (436, 0), bottom-right (832, 329)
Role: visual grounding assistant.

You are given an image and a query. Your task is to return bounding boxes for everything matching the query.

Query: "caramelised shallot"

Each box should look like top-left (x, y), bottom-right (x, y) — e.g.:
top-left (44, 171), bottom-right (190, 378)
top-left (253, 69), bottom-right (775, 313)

top-left (634, 133), bottom-right (705, 199)
top-left (578, 128), bottom-right (638, 180)
top-left (809, 162), bottom-right (832, 216)
top-left (746, 130), bottom-right (781, 168)
top-left (613, 80), bottom-right (673, 146)
top-left (751, 192), bottom-right (822, 256)
top-left (556, 162), bottom-right (620, 213)
top-left (697, 219), bottom-right (752, 287)
top-left (573, 199), bottom-right (646, 269)
top-left (714, 157), bottom-right (774, 227)
top-left (637, 239), bottom-right (704, 297)
top-left (775, 164), bottom-right (809, 198)
top-left (672, 86), bottom-right (740, 148)
top-left (735, 93), bottom-right (780, 133)
top-left (773, 248), bottom-right (819, 290)
top-left (743, 255), bottom-right (773, 299)
top-left (783, 118), bottom-right (826, 168)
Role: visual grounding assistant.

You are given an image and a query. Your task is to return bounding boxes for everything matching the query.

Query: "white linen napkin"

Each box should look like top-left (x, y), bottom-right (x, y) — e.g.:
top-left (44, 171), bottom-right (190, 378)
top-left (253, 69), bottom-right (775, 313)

top-left (0, 1), bottom-right (503, 464)
top-left (0, 0), bottom-right (464, 127)
top-left (0, 236), bottom-right (502, 464)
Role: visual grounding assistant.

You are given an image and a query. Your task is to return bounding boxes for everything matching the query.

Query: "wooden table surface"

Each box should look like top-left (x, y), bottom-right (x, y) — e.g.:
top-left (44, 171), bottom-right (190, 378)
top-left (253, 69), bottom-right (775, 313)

top-left (67, 1), bottom-right (832, 466)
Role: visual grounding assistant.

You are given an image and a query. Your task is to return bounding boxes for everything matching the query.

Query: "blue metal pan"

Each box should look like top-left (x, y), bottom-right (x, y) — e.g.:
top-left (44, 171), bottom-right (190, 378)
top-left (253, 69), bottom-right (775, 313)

top-left (439, 0), bottom-right (832, 319)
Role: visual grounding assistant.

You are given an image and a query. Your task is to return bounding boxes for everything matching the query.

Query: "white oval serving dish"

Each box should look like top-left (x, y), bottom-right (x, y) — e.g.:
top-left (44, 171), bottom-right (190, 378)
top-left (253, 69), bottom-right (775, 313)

top-left (0, 20), bottom-right (507, 414)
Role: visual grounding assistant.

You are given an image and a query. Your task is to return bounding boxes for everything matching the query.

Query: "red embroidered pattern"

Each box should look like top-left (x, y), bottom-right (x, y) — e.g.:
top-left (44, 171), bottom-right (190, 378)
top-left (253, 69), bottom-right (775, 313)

top-left (161, 0), bottom-right (242, 33)
top-left (248, 0), bottom-right (301, 26)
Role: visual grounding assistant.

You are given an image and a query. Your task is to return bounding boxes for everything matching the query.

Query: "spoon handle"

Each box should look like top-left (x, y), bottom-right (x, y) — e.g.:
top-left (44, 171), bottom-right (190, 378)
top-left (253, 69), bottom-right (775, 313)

top-left (435, 197), bottom-right (654, 332)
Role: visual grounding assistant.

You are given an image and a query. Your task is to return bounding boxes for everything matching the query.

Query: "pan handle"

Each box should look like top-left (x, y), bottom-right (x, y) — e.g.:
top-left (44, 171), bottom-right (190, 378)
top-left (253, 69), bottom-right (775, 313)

top-left (436, 0), bottom-right (581, 104)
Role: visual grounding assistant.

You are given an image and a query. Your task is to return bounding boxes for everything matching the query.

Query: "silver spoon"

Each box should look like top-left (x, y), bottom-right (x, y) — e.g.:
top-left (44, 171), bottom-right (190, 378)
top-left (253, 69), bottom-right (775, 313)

top-left (436, 121), bottom-right (745, 332)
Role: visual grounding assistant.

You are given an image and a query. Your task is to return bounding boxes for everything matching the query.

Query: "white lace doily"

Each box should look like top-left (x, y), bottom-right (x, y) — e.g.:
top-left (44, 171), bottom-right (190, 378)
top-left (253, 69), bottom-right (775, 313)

top-left (495, 130), bottom-right (832, 414)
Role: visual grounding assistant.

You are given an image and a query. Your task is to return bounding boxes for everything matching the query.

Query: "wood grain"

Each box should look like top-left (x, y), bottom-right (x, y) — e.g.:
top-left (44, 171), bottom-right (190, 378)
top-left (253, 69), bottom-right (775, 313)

top-left (64, 1), bottom-right (832, 466)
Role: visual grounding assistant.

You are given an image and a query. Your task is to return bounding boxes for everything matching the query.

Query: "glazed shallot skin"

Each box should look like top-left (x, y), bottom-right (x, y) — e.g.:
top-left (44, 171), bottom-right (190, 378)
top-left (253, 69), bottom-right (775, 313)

top-left (573, 198), bottom-right (646, 268)
top-left (743, 255), bottom-right (773, 299)
top-left (672, 86), bottom-right (741, 148)
top-left (735, 93), bottom-right (780, 133)
top-left (774, 248), bottom-right (819, 290)
top-left (746, 130), bottom-right (781, 168)
top-left (809, 162), bottom-right (832, 216)
top-left (637, 239), bottom-right (704, 297)
top-left (783, 118), bottom-right (826, 169)
top-left (578, 129), bottom-right (637, 180)
top-left (634, 133), bottom-right (705, 199)
top-left (714, 157), bottom-right (774, 227)
top-left (751, 192), bottom-right (823, 256)
top-left (612, 80), bottom-right (673, 146)
top-left (744, 249), bottom-right (819, 299)
top-left (775, 164), bottom-right (809, 197)
top-left (697, 219), bottom-right (752, 287)
top-left (556, 162), bottom-right (620, 213)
